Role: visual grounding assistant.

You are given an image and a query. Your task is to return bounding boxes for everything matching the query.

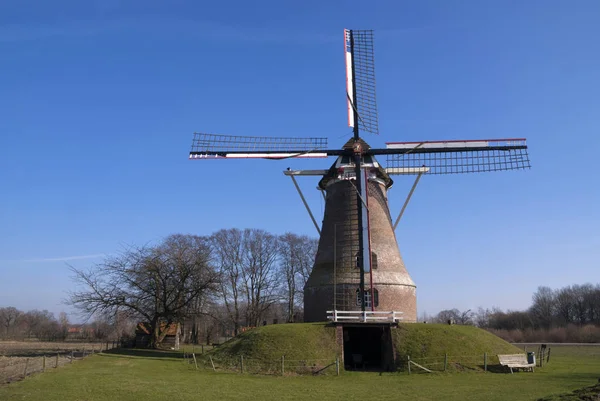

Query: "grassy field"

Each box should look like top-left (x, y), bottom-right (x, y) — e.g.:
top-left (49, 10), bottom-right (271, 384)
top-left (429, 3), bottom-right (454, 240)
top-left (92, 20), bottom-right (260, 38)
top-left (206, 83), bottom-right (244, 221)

top-left (0, 344), bottom-right (598, 400)
top-left (0, 341), bottom-right (113, 384)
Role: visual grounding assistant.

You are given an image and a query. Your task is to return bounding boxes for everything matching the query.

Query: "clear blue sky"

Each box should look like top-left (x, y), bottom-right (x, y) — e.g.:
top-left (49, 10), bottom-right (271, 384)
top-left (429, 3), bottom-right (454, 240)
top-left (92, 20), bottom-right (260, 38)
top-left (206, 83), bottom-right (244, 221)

top-left (1, 0), bottom-right (599, 319)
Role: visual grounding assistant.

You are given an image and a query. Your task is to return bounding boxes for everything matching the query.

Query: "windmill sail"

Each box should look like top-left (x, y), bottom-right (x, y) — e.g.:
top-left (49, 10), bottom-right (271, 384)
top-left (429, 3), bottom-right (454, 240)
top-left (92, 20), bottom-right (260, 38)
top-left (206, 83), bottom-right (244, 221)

top-left (189, 133), bottom-right (329, 159)
top-left (345, 29), bottom-right (379, 135)
top-left (384, 138), bottom-right (530, 174)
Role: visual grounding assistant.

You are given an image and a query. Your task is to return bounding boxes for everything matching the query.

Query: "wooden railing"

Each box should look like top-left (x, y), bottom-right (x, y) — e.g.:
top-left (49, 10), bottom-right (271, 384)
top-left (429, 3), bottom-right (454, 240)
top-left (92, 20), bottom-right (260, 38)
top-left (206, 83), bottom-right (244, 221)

top-left (326, 310), bottom-right (403, 323)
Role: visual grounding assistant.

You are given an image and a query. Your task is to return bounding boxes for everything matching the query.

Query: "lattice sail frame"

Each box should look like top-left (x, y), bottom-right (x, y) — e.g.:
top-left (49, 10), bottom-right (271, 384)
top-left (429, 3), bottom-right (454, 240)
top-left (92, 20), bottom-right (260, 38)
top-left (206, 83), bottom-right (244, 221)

top-left (384, 139), bottom-right (530, 174)
top-left (345, 29), bottom-right (379, 135)
top-left (189, 133), bottom-right (329, 159)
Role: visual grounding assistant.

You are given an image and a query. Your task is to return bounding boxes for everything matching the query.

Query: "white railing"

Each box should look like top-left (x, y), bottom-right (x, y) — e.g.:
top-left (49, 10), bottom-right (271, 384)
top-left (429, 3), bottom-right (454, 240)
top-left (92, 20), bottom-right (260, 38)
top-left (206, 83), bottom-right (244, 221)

top-left (326, 310), bottom-right (403, 323)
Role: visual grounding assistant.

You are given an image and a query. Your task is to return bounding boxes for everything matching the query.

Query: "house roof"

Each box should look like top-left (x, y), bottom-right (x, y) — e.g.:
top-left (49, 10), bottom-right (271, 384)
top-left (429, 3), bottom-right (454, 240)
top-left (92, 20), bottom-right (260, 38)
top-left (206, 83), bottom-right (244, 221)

top-left (135, 322), bottom-right (178, 336)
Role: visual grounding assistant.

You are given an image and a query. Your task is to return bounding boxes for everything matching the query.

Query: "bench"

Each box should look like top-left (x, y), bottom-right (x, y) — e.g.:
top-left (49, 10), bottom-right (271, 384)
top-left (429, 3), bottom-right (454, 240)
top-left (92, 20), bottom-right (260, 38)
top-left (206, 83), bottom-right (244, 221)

top-left (498, 354), bottom-right (535, 373)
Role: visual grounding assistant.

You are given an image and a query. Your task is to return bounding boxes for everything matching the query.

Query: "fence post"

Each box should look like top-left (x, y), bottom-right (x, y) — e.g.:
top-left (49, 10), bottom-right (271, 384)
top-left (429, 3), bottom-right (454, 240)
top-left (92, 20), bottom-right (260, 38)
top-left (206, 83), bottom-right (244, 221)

top-left (484, 352), bottom-right (487, 372)
top-left (444, 353), bottom-right (448, 372)
top-left (192, 353), bottom-right (198, 370)
top-left (42, 356), bottom-right (46, 372)
top-left (547, 348), bottom-right (551, 363)
top-left (240, 355), bottom-right (244, 374)
top-left (23, 358), bottom-right (29, 377)
top-left (83, 346), bottom-right (86, 357)
top-left (281, 355), bottom-right (285, 376)
top-left (56, 353), bottom-right (59, 368)
top-left (70, 351), bottom-right (73, 363)
top-left (407, 356), bottom-right (411, 375)
top-left (335, 357), bottom-right (340, 376)
top-left (209, 356), bottom-right (216, 372)
top-left (201, 345), bottom-right (204, 354)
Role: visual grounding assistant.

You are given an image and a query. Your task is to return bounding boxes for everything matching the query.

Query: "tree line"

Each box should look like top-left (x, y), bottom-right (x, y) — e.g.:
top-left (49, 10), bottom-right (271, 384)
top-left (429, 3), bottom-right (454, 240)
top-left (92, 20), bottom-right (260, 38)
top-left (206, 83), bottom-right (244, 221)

top-left (0, 307), bottom-right (131, 341)
top-left (67, 230), bottom-right (318, 347)
top-left (427, 284), bottom-right (600, 343)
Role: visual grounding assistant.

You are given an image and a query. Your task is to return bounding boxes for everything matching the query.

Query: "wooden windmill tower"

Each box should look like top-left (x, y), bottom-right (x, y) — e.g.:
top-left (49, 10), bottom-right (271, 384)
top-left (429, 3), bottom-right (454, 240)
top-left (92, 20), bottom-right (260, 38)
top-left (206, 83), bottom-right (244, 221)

top-left (189, 29), bottom-right (530, 323)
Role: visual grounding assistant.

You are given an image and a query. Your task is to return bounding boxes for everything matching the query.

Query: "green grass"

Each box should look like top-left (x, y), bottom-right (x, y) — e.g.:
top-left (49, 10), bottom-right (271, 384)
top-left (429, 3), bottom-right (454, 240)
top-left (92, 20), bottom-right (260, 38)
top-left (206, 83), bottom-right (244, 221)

top-left (179, 344), bottom-right (215, 354)
top-left (394, 323), bottom-right (522, 358)
top-left (0, 345), bottom-right (598, 400)
top-left (209, 323), bottom-right (338, 362)
top-left (202, 322), bottom-right (522, 373)
top-left (393, 323), bottom-right (523, 371)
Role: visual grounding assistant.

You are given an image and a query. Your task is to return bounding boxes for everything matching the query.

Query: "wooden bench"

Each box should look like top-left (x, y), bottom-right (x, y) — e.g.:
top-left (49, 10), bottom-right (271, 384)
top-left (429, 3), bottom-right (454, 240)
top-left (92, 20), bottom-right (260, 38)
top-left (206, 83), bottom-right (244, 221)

top-left (498, 354), bottom-right (535, 373)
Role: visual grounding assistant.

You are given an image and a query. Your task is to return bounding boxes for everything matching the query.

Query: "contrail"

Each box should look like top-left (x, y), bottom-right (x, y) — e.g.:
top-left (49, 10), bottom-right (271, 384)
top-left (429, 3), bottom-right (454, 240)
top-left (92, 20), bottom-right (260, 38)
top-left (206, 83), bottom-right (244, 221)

top-left (0, 254), bottom-right (107, 263)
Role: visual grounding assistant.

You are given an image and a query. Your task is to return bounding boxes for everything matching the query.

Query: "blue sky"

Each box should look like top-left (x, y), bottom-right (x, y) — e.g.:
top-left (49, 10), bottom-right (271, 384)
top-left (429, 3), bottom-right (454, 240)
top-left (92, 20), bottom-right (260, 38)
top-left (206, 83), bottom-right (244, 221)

top-left (1, 0), bottom-right (599, 319)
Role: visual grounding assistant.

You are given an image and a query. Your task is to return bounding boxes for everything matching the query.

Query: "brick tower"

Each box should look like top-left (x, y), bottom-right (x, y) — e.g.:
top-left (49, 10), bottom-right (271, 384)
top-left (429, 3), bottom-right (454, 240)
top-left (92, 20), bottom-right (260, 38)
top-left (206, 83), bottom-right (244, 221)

top-left (303, 139), bottom-right (417, 322)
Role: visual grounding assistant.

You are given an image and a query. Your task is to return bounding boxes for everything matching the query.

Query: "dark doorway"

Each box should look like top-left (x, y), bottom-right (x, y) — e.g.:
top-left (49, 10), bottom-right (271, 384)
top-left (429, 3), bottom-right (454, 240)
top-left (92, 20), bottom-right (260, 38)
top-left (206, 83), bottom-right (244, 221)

top-left (343, 326), bottom-right (386, 371)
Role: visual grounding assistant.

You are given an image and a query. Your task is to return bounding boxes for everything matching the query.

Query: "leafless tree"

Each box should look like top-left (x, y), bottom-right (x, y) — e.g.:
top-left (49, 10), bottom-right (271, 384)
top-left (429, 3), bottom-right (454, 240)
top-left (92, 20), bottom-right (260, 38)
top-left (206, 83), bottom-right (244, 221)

top-left (530, 286), bottom-right (556, 329)
top-left (241, 229), bottom-right (280, 327)
top-left (58, 312), bottom-right (69, 340)
top-left (68, 234), bottom-right (218, 348)
top-left (295, 236), bottom-right (318, 298)
top-left (584, 284), bottom-right (600, 323)
top-left (278, 233), bottom-right (318, 322)
top-left (0, 307), bottom-right (21, 339)
top-left (571, 284), bottom-right (592, 324)
top-left (210, 228), bottom-right (245, 335)
top-left (435, 309), bottom-right (460, 324)
top-left (554, 286), bottom-right (575, 325)
top-left (22, 310), bottom-right (59, 340)
top-left (474, 307), bottom-right (491, 328)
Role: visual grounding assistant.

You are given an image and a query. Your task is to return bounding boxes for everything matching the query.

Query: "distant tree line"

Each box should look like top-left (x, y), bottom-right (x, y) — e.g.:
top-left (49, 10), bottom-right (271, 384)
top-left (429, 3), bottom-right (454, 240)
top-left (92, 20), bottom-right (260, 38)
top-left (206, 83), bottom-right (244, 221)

top-left (67, 230), bottom-right (318, 348)
top-left (0, 307), bottom-right (132, 341)
top-left (426, 284), bottom-right (600, 343)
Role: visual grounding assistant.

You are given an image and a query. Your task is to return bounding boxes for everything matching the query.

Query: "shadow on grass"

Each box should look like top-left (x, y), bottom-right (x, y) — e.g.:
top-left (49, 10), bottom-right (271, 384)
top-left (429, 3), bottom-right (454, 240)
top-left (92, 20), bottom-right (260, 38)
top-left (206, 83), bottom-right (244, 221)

top-left (103, 348), bottom-right (183, 360)
top-left (480, 364), bottom-right (513, 374)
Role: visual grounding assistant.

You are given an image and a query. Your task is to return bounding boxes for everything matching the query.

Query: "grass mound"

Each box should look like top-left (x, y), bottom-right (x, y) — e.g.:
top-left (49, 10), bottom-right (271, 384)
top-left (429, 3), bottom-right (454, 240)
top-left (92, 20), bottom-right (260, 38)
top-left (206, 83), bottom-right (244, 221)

top-left (392, 323), bottom-right (523, 372)
top-left (202, 322), bottom-right (522, 374)
top-left (204, 323), bottom-right (338, 374)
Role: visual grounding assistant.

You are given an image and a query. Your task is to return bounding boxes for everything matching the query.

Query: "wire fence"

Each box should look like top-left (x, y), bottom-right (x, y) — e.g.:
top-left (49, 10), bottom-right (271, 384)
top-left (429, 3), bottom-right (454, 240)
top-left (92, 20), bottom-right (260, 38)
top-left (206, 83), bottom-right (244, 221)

top-left (399, 350), bottom-right (551, 374)
top-left (399, 354), bottom-right (496, 374)
top-left (0, 342), bottom-right (119, 384)
top-left (183, 352), bottom-right (340, 376)
top-left (182, 350), bottom-right (550, 376)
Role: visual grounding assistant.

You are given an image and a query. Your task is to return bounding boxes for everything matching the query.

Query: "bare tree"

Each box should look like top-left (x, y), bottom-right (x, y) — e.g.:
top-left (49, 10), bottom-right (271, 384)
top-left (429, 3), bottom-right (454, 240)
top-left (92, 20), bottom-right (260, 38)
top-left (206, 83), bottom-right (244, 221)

top-left (436, 309), bottom-right (461, 324)
top-left (293, 235), bottom-right (317, 314)
top-left (68, 234), bottom-right (217, 348)
top-left (278, 233), bottom-right (318, 322)
top-left (474, 307), bottom-right (491, 328)
top-left (241, 229), bottom-right (280, 327)
top-left (458, 309), bottom-right (474, 325)
top-left (210, 228), bottom-right (244, 335)
top-left (0, 307), bottom-right (21, 339)
top-left (584, 284), bottom-right (600, 323)
top-left (22, 310), bottom-right (59, 340)
top-left (571, 284), bottom-right (592, 325)
top-left (58, 312), bottom-right (69, 340)
top-left (554, 286), bottom-right (575, 325)
top-left (530, 286), bottom-right (556, 329)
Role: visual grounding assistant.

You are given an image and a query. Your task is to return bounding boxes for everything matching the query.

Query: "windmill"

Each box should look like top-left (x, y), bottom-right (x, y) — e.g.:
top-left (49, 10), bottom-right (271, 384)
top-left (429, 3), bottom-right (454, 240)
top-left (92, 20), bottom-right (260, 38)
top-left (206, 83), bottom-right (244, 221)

top-left (189, 29), bottom-right (530, 323)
